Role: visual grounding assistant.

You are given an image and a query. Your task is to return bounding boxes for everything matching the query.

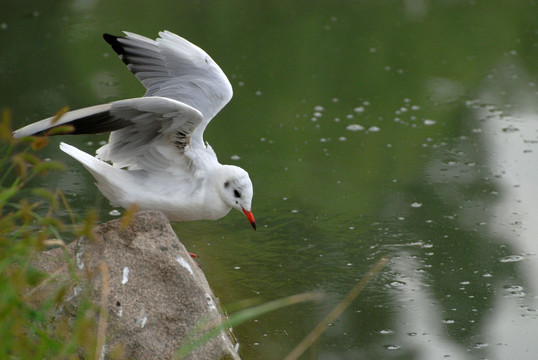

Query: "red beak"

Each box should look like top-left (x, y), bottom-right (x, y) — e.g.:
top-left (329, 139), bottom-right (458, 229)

top-left (242, 208), bottom-right (256, 230)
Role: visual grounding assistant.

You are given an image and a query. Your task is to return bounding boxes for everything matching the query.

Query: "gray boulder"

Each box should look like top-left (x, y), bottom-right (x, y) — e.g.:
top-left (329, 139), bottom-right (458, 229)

top-left (32, 211), bottom-right (241, 360)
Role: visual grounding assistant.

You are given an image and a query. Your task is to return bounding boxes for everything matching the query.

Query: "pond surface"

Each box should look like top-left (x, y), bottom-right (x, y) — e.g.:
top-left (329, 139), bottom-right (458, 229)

top-left (2, 1), bottom-right (538, 359)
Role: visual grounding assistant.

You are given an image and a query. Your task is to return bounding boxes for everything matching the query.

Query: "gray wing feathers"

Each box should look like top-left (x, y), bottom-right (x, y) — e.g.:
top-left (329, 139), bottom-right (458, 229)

top-left (96, 97), bottom-right (204, 170)
top-left (108, 31), bottom-right (233, 145)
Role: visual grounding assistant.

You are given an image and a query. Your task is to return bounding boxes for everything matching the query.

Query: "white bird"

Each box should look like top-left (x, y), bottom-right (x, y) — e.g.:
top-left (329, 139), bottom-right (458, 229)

top-left (13, 30), bottom-right (256, 230)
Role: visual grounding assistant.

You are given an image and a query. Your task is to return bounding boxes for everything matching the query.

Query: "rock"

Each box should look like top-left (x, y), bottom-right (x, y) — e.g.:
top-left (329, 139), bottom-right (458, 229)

top-left (31, 211), bottom-right (241, 360)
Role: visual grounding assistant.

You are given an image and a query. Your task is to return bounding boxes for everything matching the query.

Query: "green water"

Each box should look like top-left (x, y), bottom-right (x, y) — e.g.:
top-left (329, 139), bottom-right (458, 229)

top-left (2, 1), bottom-right (537, 359)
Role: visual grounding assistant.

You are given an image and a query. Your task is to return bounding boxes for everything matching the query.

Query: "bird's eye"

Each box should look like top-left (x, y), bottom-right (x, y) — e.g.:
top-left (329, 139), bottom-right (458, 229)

top-left (224, 181), bottom-right (230, 188)
top-left (234, 190), bottom-right (241, 198)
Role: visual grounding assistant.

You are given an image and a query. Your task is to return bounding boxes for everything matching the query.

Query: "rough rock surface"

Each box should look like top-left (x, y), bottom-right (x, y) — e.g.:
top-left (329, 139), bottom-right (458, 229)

top-left (32, 211), bottom-right (241, 360)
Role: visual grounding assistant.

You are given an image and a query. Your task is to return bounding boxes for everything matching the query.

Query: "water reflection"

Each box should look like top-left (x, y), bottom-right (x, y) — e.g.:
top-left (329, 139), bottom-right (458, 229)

top-left (478, 64), bottom-right (538, 358)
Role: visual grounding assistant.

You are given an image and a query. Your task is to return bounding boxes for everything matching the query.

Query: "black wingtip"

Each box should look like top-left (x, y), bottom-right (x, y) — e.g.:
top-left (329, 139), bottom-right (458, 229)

top-left (103, 33), bottom-right (126, 57)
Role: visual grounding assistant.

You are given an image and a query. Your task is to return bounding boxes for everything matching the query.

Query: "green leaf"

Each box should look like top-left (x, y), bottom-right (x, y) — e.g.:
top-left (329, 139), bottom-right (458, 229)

top-left (47, 125), bottom-right (75, 136)
top-left (31, 188), bottom-right (57, 204)
top-left (34, 161), bottom-right (67, 175)
top-left (50, 106), bottom-right (69, 125)
top-left (0, 182), bottom-right (20, 209)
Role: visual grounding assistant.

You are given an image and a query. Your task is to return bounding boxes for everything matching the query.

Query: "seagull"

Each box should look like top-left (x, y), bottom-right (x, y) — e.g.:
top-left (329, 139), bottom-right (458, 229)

top-left (13, 30), bottom-right (256, 230)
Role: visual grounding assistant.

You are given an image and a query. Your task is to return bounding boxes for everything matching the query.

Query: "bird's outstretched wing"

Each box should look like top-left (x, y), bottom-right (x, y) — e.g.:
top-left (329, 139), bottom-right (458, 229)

top-left (104, 30), bottom-right (233, 147)
top-left (13, 96), bottom-right (204, 172)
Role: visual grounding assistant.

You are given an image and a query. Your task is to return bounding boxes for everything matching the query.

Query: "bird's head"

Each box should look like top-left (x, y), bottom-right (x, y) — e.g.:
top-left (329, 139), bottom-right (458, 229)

top-left (218, 165), bottom-right (256, 230)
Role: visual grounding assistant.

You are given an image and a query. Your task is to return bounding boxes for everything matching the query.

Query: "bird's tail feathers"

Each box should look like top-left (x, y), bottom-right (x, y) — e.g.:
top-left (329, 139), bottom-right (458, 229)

top-left (60, 142), bottom-right (107, 173)
top-left (59, 142), bottom-right (128, 205)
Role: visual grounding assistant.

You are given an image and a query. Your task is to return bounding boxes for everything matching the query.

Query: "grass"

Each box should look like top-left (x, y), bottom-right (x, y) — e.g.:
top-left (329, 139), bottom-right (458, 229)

top-left (0, 108), bottom-right (104, 359)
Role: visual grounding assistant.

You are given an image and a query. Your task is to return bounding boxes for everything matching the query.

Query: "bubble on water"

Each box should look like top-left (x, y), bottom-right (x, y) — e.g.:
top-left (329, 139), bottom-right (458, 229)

top-left (505, 291), bottom-right (526, 298)
top-left (379, 329), bottom-right (393, 334)
top-left (384, 345), bottom-right (400, 350)
top-left (473, 342), bottom-right (488, 349)
top-left (338, 136), bottom-right (347, 141)
top-left (354, 106), bottom-right (365, 113)
top-left (314, 105), bottom-right (324, 111)
top-left (255, 90), bottom-right (262, 96)
top-left (410, 202), bottom-right (422, 208)
top-left (230, 154), bottom-right (241, 160)
top-left (502, 125), bottom-right (519, 133)
top-left (499, 255), bottom-right (524, 263)
top-left (368, 126), bottom-right (380, 132)
top-left (346, 124), bottom-right (364, 131)
top-left (424, 119), bottom-right (436, 125)
top-left (1, 23), bottom-right (7, 30)
top-left (504, 285), bottom-right (524, 292)
top-left (390, 281), bottom-right (406, 288)
top-left (442, 319), bottom-right (455, 324)
top-left (109, 210), bottom-right (121, 216)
